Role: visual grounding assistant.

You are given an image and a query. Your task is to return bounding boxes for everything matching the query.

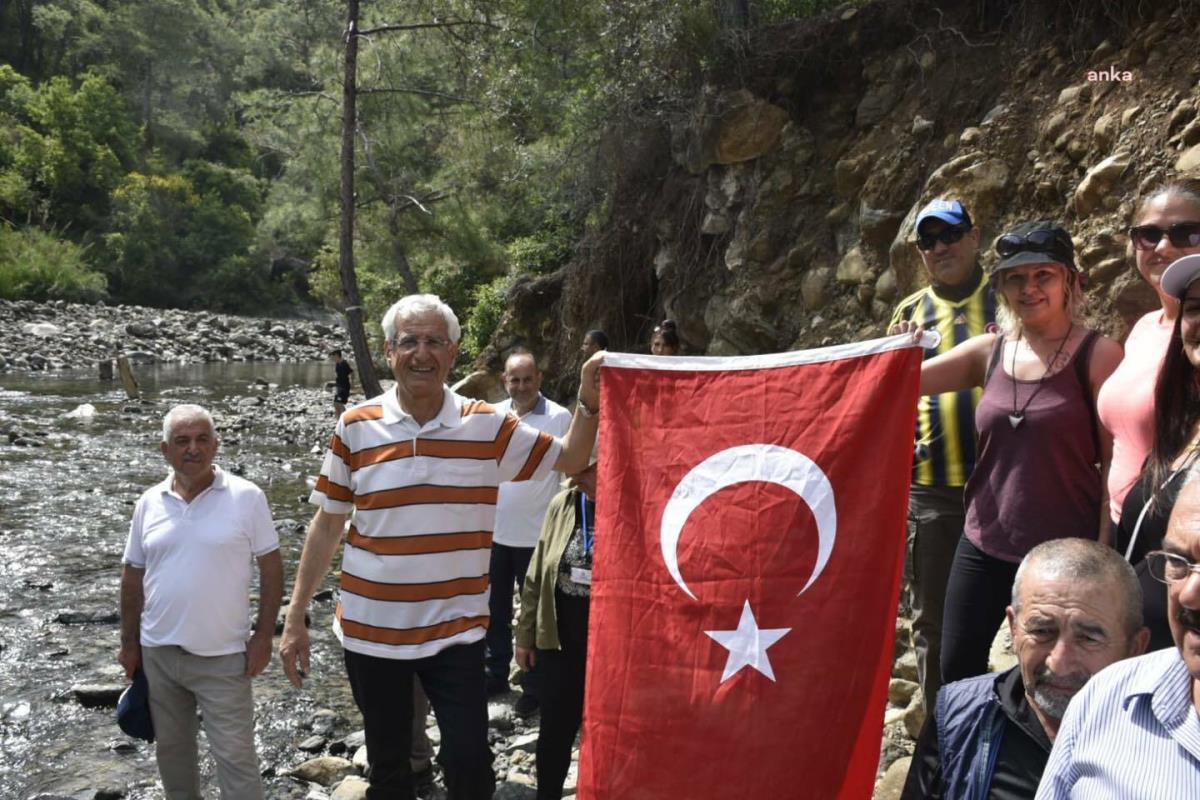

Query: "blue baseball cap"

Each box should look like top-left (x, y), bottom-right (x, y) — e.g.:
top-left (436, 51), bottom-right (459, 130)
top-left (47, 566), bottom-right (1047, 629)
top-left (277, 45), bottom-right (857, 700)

top-left (117, 668), bottom-right (155, 742)
top-left (915, 199), bottom-right (972, 234)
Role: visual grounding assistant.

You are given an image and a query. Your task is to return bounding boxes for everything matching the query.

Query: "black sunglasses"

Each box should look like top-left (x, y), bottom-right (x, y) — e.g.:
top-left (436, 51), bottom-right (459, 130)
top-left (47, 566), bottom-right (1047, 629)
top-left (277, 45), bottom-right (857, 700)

top-left (995, 229), bottom-right (1073, 262)
top-left (1128, 222), bottom-right (1200, 251)
top-left (916, 225), bottom-right (970, 251)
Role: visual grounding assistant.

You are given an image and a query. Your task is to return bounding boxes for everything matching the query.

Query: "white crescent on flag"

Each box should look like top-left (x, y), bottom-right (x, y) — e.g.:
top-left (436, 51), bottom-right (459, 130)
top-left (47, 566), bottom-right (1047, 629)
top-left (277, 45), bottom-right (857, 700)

top-left (658, 443), bottom-right (838, 600)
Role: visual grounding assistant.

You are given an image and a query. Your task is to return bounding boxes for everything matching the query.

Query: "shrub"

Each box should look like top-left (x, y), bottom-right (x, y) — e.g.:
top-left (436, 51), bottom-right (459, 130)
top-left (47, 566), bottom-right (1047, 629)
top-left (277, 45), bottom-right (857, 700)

top-left (460, 274), bottom-right (514, 364)
top-left (0, 223), bottom-right (106, 302)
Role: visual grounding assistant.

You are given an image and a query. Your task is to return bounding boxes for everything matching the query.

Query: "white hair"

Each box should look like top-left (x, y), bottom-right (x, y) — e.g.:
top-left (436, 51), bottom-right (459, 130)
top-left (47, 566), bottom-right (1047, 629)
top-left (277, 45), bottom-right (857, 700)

top-left (162, 404), bottom-right (216, 442)
top-left (380, 294), bottom-right (461, 344)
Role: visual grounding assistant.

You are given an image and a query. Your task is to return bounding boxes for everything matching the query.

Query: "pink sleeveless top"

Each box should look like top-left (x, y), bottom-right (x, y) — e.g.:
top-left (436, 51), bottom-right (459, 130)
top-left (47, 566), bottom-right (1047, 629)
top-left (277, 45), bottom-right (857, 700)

top-left (963, 332), bottom-right (1102, 563)
top-left (1096, 310), bottom-right (1173, 521)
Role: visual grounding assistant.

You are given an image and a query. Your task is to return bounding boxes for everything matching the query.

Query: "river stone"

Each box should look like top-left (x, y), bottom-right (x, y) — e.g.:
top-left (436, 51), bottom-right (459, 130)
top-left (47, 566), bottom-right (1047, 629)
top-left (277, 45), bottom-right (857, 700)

top-left (72, 683), bottom-right (125, 708)
top-left (874, 757), bottom-right (912, 800)
top-left (310, 708), bottom-right (343, 735)
top-left (126, 321), bottom-right (158, 338)
top-left (299, 734), bottom-right (327, 752)
top-left (289, 756), bottom-right (355, 786)
top-left (22, 322), bottom-right (61, 337)
top-left (27, 353), bottom-right (48, 370)
top-left (232, 333), bottom-right (256, 347)
top-left (893, 649), bottom-right (918, 682)
top-left (493, 783), bottom-right (537, 800)
top-left (55, 610), bottom-right (120, 625)
top-left (903, 696), bottom-right (927, 739)
top-left (504, 733), bottom-right (539, 754)
top-left (331, 776), bottom-right (369, 800)
top-left (343, 730), bottom-right (366, 750)
top-left (352, 744), bottom-right (369, 771)
top-left (888, 678), bottom-right (918, 707)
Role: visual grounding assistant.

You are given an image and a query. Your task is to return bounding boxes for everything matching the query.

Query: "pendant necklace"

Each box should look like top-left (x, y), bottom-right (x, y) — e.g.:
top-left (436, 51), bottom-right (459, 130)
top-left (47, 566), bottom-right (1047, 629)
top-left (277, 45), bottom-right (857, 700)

top-left (1009, 324), bottom-right (1074, 429)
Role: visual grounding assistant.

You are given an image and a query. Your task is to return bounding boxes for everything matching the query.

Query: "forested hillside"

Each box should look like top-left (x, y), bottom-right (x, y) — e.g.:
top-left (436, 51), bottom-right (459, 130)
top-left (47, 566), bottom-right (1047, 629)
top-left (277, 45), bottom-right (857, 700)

top-left (0, 0), bottom-right (834, 362)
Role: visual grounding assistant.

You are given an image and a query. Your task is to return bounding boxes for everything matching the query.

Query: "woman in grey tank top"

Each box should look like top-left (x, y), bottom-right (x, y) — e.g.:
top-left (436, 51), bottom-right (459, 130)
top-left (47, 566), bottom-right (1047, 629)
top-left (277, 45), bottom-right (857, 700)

top-left (891, 220), bottom-right (1123, 686)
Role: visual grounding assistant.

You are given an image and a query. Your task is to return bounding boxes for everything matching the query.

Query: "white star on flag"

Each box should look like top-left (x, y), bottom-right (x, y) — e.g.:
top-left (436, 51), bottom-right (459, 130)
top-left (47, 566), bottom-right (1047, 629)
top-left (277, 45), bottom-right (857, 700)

top-left (704, 599), bottom-right (791, 683)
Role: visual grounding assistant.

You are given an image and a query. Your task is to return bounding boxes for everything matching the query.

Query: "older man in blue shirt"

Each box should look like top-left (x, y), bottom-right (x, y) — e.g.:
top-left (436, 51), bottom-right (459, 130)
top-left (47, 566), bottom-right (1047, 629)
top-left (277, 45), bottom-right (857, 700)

top-left (1036, 474), bottom-right (1200, 798)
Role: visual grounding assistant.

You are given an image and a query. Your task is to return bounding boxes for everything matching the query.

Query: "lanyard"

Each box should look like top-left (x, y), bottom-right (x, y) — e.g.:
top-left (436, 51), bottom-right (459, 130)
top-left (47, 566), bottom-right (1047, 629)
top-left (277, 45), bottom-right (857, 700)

top-left (1125, 448), bottom-right (1200, 561)
top-left (579, 492), bottom-right (594, 555)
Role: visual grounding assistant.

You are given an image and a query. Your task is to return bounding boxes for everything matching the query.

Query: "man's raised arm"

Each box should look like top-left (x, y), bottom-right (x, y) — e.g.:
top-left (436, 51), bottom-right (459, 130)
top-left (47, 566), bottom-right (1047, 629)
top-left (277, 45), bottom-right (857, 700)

top-left (554, 350), bottom-right (604, 475)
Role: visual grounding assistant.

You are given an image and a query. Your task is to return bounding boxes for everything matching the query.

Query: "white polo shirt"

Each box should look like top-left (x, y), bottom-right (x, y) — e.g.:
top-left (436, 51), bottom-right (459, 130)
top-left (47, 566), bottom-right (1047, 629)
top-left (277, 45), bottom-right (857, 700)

top-left (123, 466), bottom-right (279, 656)
top-left (493, 394), bottom-right (572, 548)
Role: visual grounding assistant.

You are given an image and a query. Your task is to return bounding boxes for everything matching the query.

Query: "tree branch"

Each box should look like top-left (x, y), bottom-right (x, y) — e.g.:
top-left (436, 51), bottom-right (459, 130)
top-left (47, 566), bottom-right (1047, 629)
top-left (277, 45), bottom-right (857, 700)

top-left (359, 86), bottom-right (477, 105)
top-left (358, 19), bottom-right (498, 36)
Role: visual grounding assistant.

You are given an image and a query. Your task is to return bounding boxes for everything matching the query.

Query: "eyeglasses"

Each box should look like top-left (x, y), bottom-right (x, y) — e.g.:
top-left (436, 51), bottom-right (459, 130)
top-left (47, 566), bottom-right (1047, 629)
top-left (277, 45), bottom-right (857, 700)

top-left (391, 336), bottom-right (450, 353)
top-left (916, 226), bottom-right (970, 251)
top-left (995, 229), bottom-right (1073, 263)
top-left (1145, 551), bottom-right (1200, 584)
top-left (1128, 222), bottom-right (1200, 251)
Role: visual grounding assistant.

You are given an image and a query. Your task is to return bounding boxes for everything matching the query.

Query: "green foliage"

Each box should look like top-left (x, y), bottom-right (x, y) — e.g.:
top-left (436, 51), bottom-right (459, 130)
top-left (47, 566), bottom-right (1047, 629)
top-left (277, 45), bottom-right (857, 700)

top-left (0, 223), bottom-right (106, 302)
top-left (460, 274), bottom-right (514, 363)
top-left (0, 0), bottom-right (856, 330)
top-left (103, 164), bottom-right (268, 310)
top-left (0, 69), bottom-right (138, 229)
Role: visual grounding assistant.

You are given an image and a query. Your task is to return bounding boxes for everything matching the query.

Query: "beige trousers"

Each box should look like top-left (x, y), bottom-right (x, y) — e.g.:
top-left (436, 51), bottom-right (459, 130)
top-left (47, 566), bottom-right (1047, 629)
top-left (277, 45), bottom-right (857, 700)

top-left (142, 645), bottom-right (264, 800)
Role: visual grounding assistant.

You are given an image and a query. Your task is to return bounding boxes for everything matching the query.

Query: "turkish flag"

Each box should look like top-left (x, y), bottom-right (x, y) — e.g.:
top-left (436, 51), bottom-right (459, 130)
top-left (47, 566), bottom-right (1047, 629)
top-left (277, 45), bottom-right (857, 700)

top-left (579, 337), bottom-right (923, 799)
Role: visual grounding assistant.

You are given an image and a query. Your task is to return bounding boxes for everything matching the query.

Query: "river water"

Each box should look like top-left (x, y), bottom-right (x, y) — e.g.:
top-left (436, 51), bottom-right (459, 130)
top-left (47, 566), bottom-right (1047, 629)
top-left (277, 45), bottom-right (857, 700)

top-left (0, 362), bottom-right (358, 799)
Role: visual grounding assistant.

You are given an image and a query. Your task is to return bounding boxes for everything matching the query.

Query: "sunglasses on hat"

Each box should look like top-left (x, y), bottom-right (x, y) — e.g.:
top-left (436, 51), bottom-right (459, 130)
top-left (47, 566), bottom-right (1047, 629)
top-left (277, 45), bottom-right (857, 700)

top-left (1128, 222), bottom-right (1200, 251)
top-left (916, 225), bottom-right (970, 251)
top-left (995, 229), bottom-right (1073, 263)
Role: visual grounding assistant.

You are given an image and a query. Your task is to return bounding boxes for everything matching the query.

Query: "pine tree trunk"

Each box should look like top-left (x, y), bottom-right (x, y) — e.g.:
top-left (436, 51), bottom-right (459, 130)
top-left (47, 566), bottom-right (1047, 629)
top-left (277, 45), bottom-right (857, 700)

top-left (339, 0), bottom-right (383, 398)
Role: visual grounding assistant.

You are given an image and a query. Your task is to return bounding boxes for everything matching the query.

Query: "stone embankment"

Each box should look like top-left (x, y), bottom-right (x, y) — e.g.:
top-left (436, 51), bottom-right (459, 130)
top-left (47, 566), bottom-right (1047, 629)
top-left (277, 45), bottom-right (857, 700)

top-left (0, 299), bottom-right (350, 372)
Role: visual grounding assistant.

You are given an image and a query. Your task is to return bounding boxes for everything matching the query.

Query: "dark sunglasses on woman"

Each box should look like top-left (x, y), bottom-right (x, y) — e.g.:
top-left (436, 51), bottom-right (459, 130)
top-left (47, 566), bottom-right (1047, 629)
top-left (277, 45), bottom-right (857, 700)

top-left (995, 229), bottom-right (1073, 261)
top-left (916, 225), bottom-right (970, 251)
top-left (1128, 222), bottom-right (1200, 251)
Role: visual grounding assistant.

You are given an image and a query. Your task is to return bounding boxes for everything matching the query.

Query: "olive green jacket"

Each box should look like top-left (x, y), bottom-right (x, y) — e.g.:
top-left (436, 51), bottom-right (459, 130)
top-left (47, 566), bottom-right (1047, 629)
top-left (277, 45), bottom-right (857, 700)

top-left (514, 486), bottom-right (583, 652)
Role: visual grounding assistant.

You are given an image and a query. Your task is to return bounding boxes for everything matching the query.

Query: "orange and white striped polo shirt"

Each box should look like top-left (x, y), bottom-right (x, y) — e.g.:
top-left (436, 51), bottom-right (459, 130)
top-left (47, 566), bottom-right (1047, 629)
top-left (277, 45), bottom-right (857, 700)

top-left (310, 385), bottom-right (561, 660)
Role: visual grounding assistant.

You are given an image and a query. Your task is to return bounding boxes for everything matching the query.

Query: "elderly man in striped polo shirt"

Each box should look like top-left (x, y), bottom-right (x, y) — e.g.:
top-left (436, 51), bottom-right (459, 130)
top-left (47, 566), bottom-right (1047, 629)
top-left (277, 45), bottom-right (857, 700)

top-left (1036, 475), bottom-right (1200, 798)
top-left (280, 294), bottom-right (602, 800)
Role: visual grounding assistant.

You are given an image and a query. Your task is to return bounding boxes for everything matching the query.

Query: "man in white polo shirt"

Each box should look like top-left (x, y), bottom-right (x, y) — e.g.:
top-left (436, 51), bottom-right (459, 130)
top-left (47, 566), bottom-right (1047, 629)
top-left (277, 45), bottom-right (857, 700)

top-left (486, 350), bottom-right (572, 716)
top-left (118, 404), bottom-right (282, 799)
top-left (280, 294), bottom-right (601, 800)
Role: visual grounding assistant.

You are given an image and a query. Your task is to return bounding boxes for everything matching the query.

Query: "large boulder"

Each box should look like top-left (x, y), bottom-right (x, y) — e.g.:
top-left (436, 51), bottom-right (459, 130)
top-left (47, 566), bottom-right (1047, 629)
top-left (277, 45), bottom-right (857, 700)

top-left (677, 89), bottom-right (790, 173)
top-left (1073, 152), bottom-right (1130, 217)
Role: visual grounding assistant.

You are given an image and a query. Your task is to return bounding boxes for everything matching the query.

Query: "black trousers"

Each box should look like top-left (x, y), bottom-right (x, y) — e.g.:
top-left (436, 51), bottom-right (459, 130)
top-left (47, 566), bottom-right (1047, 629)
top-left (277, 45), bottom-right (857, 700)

top-left (486, 542), bottom-right (539, 695)
top-left (535, 590), bottom-right (590, 800)
top-left (344, 641), bottom-right (495, 800)
top-left (939, 536), bottom-right (1019, 686)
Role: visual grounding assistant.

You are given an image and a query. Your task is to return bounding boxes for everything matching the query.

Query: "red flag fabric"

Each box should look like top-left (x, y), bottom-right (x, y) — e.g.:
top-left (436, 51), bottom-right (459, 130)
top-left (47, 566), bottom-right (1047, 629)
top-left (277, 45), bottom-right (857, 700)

top-left (579, 336), bottom-right (924, 799)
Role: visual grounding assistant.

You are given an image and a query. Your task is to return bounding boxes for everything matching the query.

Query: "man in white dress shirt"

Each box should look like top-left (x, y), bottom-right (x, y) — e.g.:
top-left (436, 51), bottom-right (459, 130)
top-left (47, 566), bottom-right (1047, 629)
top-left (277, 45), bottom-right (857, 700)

top-left (1036, 472), bottom-right (1200, 798)
top-left (486, 350), bottom-right (572, 717)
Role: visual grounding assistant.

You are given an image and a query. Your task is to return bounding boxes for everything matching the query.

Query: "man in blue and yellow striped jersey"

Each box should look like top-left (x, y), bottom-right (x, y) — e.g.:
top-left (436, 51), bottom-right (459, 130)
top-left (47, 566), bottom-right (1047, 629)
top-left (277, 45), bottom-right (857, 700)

top-left (890, 198), bottom-right (997, 712)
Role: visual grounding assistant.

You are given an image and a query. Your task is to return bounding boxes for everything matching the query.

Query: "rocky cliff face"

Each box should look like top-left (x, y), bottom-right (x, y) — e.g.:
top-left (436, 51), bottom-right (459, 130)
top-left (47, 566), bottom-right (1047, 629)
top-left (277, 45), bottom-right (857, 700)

top-left (479, 0), bottom-right (1200, 397)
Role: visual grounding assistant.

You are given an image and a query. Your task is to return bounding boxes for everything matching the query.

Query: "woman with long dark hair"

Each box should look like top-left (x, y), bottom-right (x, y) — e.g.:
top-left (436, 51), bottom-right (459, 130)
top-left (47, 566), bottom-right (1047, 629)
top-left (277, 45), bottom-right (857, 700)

top-left (1115, 253), bottom-right (1200, 649)
top-left (1099, 180), bottom-right (1200, 525)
